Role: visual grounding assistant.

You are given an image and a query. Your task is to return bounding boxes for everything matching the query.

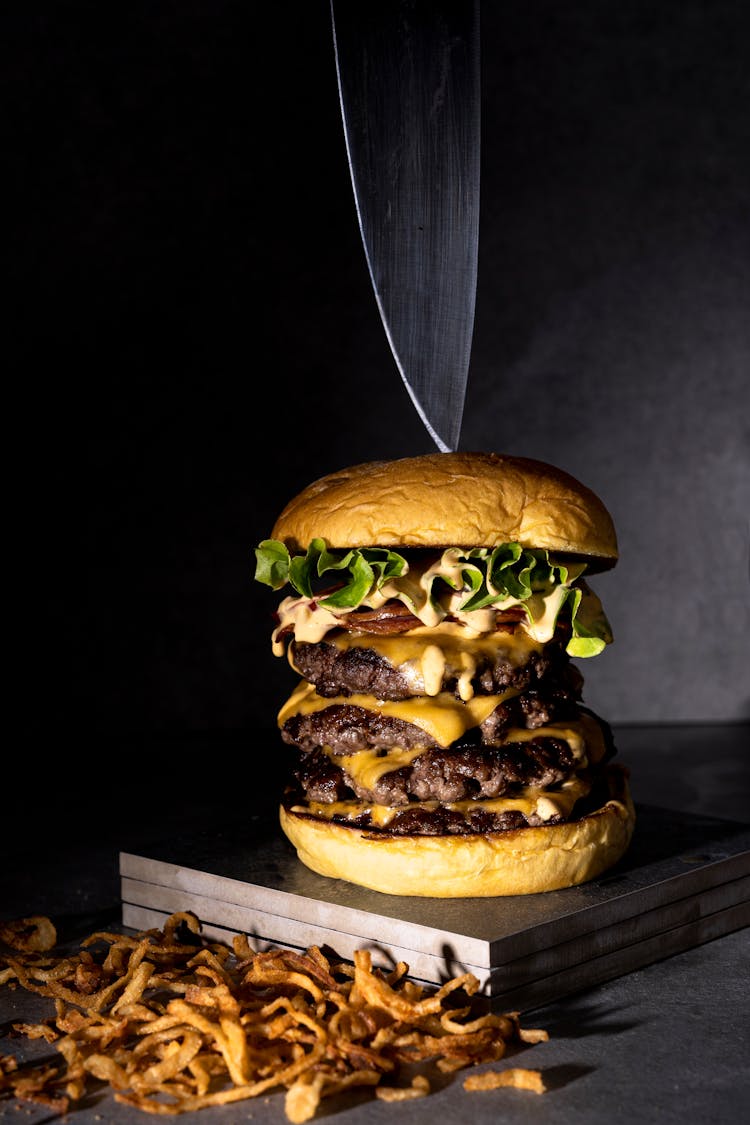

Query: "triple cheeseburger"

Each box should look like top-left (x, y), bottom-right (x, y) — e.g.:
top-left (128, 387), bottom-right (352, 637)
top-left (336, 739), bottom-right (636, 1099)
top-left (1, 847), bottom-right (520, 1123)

top-left (254, 452), bottom-right (634, 897)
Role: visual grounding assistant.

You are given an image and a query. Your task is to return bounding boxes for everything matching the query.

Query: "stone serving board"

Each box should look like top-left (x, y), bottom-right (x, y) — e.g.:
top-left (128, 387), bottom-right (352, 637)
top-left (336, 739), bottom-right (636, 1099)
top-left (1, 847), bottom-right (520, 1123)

top-left (120, 805), bottom-right (749, 1010)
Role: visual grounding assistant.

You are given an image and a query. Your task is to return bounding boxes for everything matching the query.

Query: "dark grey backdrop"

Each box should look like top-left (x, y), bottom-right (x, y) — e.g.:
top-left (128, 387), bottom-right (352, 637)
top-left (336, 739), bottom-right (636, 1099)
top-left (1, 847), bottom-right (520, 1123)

top-left (12, 1), bottom-right (749, 741)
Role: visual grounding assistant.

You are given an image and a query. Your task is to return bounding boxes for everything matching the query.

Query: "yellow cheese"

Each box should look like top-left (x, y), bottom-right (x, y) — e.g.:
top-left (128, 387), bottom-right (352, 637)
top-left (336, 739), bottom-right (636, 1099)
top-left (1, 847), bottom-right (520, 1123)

top-left (331, 620), bottom-right (542, 657)
top-left (330, 746), bottom-right (424, 791)
top-left (499, 713), bottom-right (608, 765)
top-left (277, 681), bottom-right (519, 748)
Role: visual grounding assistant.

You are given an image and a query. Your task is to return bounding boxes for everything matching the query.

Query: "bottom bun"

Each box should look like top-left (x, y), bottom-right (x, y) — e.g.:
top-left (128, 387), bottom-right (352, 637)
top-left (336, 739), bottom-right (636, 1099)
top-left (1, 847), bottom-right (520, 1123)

top-left (279, 766), bottom-right (635, 898)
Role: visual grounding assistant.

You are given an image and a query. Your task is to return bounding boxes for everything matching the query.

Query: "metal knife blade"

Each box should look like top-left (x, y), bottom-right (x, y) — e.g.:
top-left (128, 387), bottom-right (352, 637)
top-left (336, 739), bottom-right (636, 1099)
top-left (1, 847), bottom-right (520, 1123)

top-left (331, 0), bottom-right (480, 452)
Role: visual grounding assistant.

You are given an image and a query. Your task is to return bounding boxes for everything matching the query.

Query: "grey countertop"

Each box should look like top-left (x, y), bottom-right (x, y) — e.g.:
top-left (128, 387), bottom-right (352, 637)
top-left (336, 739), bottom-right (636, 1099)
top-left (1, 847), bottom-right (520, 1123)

top-left (2, 723), bottom-right (748, 1123)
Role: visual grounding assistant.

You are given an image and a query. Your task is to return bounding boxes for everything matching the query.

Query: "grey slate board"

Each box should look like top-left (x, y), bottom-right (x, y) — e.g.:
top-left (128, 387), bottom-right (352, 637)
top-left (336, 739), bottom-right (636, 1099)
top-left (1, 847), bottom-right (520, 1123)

top-left (120, 805), bottom-right (749, 1007)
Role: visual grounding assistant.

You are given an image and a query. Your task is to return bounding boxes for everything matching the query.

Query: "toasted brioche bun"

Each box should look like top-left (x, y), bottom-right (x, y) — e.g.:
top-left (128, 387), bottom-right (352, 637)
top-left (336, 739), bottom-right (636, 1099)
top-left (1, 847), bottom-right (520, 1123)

top-left (271, 452), bottom-right (618, 570)
top-left (279, 766), bottom-right (634, 898)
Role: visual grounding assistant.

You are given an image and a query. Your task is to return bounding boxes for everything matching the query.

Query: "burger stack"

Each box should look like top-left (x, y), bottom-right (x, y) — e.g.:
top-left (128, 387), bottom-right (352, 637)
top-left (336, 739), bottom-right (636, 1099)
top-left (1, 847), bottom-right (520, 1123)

top-left (254, 452), bottom-right (634, 897)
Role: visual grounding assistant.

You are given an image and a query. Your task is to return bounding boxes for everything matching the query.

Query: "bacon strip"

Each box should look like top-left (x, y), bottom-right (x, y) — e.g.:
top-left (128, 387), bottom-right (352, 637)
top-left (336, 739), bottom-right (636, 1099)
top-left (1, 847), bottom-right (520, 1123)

top-left (339, 602), bottom-right (527, 636)
top-left (339, 602), bottom-right (421, 634)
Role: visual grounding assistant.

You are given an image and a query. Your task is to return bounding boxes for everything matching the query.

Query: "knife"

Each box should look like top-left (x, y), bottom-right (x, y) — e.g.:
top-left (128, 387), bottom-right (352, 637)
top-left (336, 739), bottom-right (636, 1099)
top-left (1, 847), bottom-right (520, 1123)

top-left (330, 0), bottom-right (480, 453)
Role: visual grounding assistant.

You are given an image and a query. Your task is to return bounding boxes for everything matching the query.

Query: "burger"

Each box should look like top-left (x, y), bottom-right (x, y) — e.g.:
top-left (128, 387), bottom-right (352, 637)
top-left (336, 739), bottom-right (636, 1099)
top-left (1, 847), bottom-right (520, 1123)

top-left (254, 452), bottom-right (634, 897)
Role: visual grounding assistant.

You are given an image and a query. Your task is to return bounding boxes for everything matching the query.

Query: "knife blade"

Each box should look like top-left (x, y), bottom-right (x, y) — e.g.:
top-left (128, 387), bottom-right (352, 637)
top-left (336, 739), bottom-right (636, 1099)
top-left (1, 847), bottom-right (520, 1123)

top-left (330, 0), bottom-right (480, 453)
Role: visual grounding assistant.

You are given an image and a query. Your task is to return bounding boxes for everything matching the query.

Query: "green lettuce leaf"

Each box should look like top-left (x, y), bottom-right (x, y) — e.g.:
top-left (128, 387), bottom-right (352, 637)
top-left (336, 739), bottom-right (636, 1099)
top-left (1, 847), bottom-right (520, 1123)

top-left (253, 539), bottom-right (612, 655)
top-left (254, 539), bottom-right (292, 589)
top-left (254, 538), bottom-right (408, 608)
top-left (565, 584), bottom-right (613, 657)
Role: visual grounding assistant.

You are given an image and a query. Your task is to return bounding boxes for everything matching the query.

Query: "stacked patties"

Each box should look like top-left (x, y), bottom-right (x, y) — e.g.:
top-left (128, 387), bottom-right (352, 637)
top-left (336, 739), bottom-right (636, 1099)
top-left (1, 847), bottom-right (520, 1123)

top-left (254, 452), bottom-right (634, 897)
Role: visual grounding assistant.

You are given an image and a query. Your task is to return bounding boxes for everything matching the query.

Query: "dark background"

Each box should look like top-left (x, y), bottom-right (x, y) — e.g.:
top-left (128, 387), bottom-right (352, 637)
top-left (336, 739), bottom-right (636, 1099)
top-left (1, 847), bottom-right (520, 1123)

top-left (9, 1), bottom-right (749, 750)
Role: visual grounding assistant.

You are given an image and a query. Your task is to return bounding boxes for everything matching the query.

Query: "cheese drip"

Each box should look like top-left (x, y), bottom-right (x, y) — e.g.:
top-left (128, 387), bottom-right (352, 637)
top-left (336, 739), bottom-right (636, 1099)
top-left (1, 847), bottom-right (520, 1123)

top-left (326, 622), bottom-right (544, 701)
top-left (277, 681), bottom-right (521, 749)
top-left (329, 746), bottom-right (425, 791)
top-left (293, 772), bottom-right (592, 829)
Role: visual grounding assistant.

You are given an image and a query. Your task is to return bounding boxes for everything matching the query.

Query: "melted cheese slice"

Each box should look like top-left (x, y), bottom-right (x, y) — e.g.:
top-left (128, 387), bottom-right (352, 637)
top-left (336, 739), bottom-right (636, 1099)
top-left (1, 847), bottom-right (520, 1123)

top-left (326, 746), bottom-right (424, 791)
top-left (294, 772), bottom-right (591, 828)
top-left (331, 621), bottom-right (541, 659)
top-left (278, 680), bottom-right (520, 748)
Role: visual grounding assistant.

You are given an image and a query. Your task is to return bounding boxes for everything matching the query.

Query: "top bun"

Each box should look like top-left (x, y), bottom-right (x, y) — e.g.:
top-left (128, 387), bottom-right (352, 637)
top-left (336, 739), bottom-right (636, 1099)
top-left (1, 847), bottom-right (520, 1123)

top-left (271, 452), bottom-right (618, 568)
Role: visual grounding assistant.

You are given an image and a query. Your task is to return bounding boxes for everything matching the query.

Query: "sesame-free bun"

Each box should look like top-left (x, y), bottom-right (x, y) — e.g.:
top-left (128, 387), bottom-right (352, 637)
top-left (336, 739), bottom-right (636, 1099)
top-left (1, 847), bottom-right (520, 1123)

top-left (279, 766), bottom-right (635, 898)
top-left (271, 452), bottom-right (618, 569)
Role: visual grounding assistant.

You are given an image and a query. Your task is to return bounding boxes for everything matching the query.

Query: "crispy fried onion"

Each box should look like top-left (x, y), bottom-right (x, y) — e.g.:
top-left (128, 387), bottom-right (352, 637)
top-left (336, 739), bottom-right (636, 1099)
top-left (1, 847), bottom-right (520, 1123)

top-left (0, 911), bottom-right (547, 1120)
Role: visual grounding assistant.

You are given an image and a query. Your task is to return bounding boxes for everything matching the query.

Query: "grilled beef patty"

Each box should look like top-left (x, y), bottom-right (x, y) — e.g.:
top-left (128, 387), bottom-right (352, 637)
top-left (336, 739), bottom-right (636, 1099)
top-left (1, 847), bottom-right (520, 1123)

top-left (290, 637), bottom-right (581, 701)
top-left (280, 686), bottom-right (580, 757)
top-left (294, 736), bottom-right (579, 806)
top-left (283, 792), bottom-right (543, 834)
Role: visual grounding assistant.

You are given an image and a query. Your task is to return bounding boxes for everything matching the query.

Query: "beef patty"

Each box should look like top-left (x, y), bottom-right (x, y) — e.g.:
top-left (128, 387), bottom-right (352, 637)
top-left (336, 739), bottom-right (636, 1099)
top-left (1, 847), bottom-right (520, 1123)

top-left (290, 637), bottom-right (581, 701)
top-left (293, 735), bottom-right (580, 806)
top-left (280, 686), bottom-right (579, 757)
top-left (283, 793), bottom-right (552, 834)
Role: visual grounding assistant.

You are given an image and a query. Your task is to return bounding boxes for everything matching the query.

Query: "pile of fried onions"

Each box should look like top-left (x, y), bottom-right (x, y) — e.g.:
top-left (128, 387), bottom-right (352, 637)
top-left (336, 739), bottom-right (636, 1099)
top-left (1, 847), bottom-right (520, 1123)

top-left (0, 912), bottom-right (547, 1120)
